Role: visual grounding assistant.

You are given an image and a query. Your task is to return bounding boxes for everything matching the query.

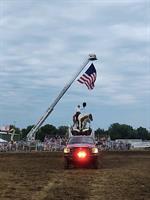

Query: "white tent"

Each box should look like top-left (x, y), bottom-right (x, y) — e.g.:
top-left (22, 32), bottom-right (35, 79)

top-left (0, 138), bottom-right (8, 143)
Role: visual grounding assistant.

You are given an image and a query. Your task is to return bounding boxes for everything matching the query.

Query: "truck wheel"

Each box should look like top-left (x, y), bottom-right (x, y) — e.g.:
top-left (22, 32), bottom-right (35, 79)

top-left (93, 159), bottom-right (99, 169)
top-left (64, 158), bottom-right (69, 169)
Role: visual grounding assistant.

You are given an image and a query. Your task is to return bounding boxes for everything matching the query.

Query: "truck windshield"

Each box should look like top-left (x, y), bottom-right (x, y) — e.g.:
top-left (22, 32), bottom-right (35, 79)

top-left (68, 137), bottom-right (94, 144)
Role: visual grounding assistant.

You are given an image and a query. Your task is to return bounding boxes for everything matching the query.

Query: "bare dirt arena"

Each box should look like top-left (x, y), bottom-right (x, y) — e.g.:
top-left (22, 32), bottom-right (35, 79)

top-left (0, 151), bottom-right (150, 200)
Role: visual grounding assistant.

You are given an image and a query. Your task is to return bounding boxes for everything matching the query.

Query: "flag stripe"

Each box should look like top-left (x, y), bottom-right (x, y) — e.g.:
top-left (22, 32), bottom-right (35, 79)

top-left (77, 63), bottom-right (97, 90)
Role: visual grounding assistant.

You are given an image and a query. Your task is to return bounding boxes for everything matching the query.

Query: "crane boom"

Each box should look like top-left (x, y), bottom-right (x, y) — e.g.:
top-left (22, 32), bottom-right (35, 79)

top-left (26, 54), bottom-right (97, 141)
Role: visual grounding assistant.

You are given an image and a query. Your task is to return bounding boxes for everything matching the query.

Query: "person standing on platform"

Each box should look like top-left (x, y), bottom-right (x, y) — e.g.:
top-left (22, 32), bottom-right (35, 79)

top-left (73, 105), bottom-right (81, 128)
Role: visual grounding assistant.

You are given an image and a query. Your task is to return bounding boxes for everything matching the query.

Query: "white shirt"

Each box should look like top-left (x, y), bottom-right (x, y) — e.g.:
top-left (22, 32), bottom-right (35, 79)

top-left (81, 107), bottom-right (87, 115)
top-left (75, 106), bottom-right (81, 113)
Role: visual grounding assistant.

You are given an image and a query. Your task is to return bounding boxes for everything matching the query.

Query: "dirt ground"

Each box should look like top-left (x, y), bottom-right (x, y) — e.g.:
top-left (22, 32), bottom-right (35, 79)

top-left (0, 151), bottom-right (150, 200)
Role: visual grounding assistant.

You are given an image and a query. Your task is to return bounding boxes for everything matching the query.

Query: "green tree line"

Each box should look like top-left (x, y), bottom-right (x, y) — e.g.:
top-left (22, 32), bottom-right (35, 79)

top-left (8, 123), bottom-right (150, 141)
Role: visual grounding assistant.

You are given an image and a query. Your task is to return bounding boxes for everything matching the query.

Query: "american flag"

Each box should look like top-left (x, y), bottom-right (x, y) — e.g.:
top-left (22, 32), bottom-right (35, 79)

top-left (77, 63), bottom-right (97, 90)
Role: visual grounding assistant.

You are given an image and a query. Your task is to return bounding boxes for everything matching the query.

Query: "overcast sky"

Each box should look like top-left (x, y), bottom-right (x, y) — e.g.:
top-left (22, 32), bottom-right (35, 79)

top-left (0, 0), bottom-right (149, 130)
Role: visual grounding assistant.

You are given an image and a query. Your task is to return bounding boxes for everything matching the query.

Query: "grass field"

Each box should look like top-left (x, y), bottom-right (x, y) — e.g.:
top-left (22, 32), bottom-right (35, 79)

top-left (0, 151), bottom-right (150, 200)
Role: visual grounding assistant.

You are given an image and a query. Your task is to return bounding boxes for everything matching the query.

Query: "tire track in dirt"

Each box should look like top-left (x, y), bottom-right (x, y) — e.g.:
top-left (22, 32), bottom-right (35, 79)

top-left (31, 170), bottom-right (95, 200)
top-left (31, 180), bottom-right (55, 200)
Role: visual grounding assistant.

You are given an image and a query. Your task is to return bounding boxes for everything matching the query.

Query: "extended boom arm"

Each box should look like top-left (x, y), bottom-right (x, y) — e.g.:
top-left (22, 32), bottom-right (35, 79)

top-left (26, 54), bottom-right (97, 141)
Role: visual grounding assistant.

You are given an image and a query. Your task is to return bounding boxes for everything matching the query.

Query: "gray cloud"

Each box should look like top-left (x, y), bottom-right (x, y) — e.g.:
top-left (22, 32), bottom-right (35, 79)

top-left (0, 0), bottom-right (149, 128)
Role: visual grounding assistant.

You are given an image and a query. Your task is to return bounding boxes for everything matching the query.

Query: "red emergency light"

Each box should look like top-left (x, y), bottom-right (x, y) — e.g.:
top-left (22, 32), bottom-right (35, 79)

top-left (74, 148), bottom-right (90, 162)
top-left (77, 151), bottom-right (87, 158)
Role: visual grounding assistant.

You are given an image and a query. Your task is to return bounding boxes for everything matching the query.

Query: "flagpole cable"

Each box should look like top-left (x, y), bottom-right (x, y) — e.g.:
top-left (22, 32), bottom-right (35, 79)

top-left (26, 54), bottom-right (97, 141)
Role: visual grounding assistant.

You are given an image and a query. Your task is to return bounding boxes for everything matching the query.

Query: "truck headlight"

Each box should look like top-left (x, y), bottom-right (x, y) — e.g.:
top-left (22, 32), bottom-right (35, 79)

top-left (92, 147), bottom-right (98, 154)
top-left (64, 147), bottom-right (70, 153)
